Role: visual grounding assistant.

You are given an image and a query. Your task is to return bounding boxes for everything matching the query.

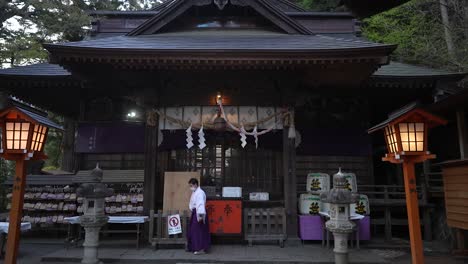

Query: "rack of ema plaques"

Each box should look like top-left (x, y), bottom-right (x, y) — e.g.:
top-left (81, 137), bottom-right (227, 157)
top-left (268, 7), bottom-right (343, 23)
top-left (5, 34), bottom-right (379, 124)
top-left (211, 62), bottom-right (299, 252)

top-left (298, 173), bottom-right (331, 241)
top-left (298, 171), bottom-right (371, 243)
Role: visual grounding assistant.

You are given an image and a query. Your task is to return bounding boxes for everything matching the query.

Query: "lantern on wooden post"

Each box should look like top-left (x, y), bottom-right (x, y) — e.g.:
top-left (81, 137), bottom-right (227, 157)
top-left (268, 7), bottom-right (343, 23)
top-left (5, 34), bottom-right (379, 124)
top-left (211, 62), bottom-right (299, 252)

top-left (368, 103), bottom-right (447, 264)
top-left (0, 105), bottom-right (63, 264)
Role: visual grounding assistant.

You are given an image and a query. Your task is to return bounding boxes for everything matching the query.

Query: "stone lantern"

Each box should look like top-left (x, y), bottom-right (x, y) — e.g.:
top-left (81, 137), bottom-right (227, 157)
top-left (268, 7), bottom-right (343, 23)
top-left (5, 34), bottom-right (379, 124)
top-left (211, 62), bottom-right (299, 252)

top-left (76, 164), bottom-right (113, 264)
top-left (320, 168), bottom-right (359, 264)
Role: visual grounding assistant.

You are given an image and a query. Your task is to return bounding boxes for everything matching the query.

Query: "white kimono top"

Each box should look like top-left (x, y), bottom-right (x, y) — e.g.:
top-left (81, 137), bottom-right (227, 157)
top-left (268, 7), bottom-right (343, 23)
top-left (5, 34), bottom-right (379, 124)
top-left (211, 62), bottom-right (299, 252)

top-left (189, 187), bottom-right (207, 216)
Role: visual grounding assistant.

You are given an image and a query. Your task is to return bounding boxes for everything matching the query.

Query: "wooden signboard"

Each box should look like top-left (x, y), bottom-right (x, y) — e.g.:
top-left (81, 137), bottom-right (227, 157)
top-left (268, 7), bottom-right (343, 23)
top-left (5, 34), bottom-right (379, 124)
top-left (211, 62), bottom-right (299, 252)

top-left (163, 172), bottom-right (200, 212)
top-left (439, 159), bottom-right (468, 230)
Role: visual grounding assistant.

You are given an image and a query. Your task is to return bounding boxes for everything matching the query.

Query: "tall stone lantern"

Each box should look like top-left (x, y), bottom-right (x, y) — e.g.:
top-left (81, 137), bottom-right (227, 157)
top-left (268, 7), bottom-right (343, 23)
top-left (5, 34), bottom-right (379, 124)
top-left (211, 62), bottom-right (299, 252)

top-left (76, 165), bottom-right (114, 264)
top-left (320, 169), bottom-right (359, 264)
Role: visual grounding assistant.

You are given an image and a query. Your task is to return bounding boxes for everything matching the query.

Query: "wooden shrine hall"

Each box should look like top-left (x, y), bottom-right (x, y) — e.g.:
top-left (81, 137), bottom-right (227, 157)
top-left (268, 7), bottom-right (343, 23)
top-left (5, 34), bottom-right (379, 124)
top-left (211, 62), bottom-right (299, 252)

top-left (0, 0), bottom-right (466, 247)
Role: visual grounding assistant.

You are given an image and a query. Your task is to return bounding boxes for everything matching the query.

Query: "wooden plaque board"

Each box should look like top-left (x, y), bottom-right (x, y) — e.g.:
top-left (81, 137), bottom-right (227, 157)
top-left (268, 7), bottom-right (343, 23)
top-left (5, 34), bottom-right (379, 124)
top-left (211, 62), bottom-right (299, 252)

top-left (163, 171), bottom-right (200, 212)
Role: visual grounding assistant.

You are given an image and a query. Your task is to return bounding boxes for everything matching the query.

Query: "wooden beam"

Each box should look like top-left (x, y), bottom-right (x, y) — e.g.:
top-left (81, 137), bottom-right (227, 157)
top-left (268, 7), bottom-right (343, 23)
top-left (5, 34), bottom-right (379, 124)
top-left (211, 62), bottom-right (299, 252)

top-left (456, 109), bottom-right (468, 159)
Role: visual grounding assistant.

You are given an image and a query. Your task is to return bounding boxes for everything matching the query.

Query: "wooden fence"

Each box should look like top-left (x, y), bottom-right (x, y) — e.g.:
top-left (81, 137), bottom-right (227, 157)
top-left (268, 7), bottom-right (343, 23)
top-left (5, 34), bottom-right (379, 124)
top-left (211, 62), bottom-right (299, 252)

top-left (148, 209), bottom-right (190, 250)
top-left (359, 184), bottom-right (433, 241)
top-left (244, 207), bottom-right (287, 247)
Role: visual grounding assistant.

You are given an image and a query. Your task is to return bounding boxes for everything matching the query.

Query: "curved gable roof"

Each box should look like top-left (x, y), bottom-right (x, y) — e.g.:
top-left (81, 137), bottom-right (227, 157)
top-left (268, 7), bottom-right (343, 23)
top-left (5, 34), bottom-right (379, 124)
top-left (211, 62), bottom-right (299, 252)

top-left (130, 0), bottom-right (312, 36)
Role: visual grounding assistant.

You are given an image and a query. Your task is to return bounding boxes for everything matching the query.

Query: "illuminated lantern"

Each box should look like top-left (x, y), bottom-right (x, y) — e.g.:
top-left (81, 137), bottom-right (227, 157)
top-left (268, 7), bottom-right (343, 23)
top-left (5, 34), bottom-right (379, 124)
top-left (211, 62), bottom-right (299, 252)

top-left (368, 102), bottom-right (447, 264)
top-left (0, 104), bottom-right (63, 264)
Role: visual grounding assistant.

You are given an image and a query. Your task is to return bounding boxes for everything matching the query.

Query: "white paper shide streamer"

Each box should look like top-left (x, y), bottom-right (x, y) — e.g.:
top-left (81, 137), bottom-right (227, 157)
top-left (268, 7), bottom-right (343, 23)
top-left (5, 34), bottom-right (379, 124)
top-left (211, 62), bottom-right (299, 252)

top-left (253, 126), bottom-right (258, 149)
top-left (186, 124), bottom-right (194, 149)
top-left (198, 125), bottom-right (206, 150)
top-left (240, 126), bottom-right (247, 148)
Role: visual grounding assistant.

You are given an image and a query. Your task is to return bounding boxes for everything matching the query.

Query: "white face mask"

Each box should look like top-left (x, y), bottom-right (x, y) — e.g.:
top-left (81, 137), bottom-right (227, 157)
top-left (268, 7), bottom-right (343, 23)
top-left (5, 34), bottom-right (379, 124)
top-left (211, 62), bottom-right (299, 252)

top-left (190, 187), bottom-right (196, 192)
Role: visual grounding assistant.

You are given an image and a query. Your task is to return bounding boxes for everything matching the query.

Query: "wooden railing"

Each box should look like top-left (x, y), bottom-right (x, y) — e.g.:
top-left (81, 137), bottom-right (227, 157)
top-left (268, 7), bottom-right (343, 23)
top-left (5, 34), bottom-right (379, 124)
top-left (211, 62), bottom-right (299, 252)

top-left (422, 171), bottom-right (445, 197)
top-left (244, 207), bottom-right (287, 247)
top-left (148, 209), bottom-right (190, 250)
top-left (358, 184), bottom-right (433, 241)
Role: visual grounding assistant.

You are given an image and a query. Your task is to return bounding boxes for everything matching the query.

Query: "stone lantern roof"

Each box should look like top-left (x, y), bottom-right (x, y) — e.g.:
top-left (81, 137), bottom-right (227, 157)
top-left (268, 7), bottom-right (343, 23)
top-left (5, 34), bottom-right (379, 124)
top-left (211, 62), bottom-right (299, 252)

top-left (320, 168), bottom-right (359, 204)
top-left (76, 164), bottom-right (114, 198)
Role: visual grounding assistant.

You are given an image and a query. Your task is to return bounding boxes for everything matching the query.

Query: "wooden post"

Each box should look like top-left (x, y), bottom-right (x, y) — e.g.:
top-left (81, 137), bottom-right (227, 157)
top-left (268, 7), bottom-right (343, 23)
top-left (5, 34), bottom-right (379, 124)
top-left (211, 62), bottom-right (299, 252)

top-left (283, 115), bottom-right (298, 242)
top-left (455, 109), bottom-right (468, 251)
top-left (282, 127), bottom-right (290, 224)
top-left (143, 113), bottom-right (159, 215)
top-left (61, 117), bottom-right (76, 172)
top-left (4, 159), bottom-right (27, 264)
top-left (456, 109), bottom-right (468, 159)
top-left (402, 161), bottom-right (425, 264)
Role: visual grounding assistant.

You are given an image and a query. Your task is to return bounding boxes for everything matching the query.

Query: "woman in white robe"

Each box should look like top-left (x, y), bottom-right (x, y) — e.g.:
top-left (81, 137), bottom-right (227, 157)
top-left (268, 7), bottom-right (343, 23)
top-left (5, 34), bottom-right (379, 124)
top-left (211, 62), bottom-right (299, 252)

top-left (187, 178), bottom-right (210, 254)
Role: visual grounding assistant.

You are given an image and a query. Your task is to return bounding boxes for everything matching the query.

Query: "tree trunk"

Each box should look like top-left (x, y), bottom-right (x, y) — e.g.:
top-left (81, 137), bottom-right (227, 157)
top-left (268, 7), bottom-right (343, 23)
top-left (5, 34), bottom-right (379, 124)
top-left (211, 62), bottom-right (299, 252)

top-left (440, 0), bottom-right (456, 58)
top-left (464, 0), bottom-right (468, 40)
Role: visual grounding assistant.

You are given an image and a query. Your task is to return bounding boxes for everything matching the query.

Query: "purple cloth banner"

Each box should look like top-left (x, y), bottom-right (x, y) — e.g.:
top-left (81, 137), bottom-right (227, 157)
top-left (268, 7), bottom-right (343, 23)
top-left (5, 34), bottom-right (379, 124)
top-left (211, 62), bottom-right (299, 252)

top-left (76, 122), bottom-right (145, 153)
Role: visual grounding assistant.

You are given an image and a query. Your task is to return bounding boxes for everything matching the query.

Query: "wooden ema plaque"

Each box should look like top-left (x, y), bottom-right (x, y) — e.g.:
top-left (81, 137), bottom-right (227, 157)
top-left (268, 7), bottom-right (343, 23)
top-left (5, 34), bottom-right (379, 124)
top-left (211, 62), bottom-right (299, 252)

top-left (206, 200), bottom-right (242, 235)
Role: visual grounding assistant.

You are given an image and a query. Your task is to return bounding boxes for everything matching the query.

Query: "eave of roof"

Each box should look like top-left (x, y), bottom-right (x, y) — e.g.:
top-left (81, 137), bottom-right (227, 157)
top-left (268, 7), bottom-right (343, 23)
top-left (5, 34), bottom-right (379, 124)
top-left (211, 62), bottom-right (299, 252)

top-left (428, 88), bottom-right (468, 114)
top-left (87, 10), bottom-right (159, 16)
top-left (285, 12), bottom-right (354, 18)
top-left (43, 32), bottom-right (395, 54)
top-left (372, 62), bottom-right (466, 81)
top-left (0, 63), bottom-right (71, 77)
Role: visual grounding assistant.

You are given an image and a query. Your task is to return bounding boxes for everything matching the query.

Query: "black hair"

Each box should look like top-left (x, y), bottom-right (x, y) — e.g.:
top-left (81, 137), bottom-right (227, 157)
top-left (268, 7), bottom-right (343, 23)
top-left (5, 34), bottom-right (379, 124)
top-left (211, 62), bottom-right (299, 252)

top-left (188, 178), bottom-right (199, 186)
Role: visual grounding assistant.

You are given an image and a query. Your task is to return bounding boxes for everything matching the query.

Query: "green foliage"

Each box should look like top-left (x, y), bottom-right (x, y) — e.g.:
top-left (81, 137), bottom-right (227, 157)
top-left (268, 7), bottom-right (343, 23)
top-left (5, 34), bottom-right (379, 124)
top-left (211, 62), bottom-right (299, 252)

top-left (298, 0), bottom-right (341, 11)
top-left (0, 21), bottom-right (48, 67)
top-left (0, 160), bottom-right (14, 212)
top-left (43, 113), bottom-right (64, 169)
top-left (363, 0), bottom-right (468, 72)
top-left (0, 0), bottom-right (161, 67)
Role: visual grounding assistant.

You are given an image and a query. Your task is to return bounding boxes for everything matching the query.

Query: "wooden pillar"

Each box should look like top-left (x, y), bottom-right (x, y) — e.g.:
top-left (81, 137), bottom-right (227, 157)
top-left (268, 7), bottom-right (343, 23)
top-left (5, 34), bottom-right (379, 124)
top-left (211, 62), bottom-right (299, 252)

top-left (283, 114), bottom-right (298, 242)
top-left (402, 161), bottom-right (425, 264)
top-left (455, 108), bottom-right (468, 251)
top-left (143, 112), bottom-right (159, 215)
top-left (61, 118), bottom-right (76, 172)
top-left (456, 109), bottom-right (468, 159)
top-left (4, 159), bottom-right (27, 264)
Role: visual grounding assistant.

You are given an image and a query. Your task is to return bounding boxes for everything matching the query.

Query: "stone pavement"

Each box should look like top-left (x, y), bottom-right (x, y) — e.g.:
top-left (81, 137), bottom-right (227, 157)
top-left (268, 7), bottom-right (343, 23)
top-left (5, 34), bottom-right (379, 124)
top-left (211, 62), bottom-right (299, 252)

top-left (0, 241), bottom-right (466, 264)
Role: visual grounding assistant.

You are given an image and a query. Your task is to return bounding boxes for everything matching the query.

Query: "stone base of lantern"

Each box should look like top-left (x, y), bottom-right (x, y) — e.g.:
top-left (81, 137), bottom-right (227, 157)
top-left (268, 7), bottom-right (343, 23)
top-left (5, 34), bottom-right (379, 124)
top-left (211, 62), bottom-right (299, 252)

top-left (80, 216), bottom-right (109, 264)
top-left (82, 226), bottom-right (103, 264)
top-left (331, 232), bottom-right (352, 264)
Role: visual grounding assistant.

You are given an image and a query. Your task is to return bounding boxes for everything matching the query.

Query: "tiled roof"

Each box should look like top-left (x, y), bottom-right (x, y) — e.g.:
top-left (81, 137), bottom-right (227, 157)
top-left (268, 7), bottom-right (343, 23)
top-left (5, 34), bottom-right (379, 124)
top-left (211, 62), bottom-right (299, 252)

top-left (268, 0), bottom-right (306, 12)
top-left (373, 62), bottom-right (465, 78)
top-left (45, 31), bottom-right (392, 51)
top-left (4, 174), bottom-right (75, 185)
top-left (16, 106), bottom-right (64, 131)
top-left (0, 63), bottom-right (71, 77)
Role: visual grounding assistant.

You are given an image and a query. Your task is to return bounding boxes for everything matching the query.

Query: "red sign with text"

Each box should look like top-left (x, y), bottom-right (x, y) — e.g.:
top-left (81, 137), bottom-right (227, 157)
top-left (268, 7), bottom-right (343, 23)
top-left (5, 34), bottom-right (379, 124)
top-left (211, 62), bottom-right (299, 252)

top-left (206, 200), bottom-right (242, 235)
